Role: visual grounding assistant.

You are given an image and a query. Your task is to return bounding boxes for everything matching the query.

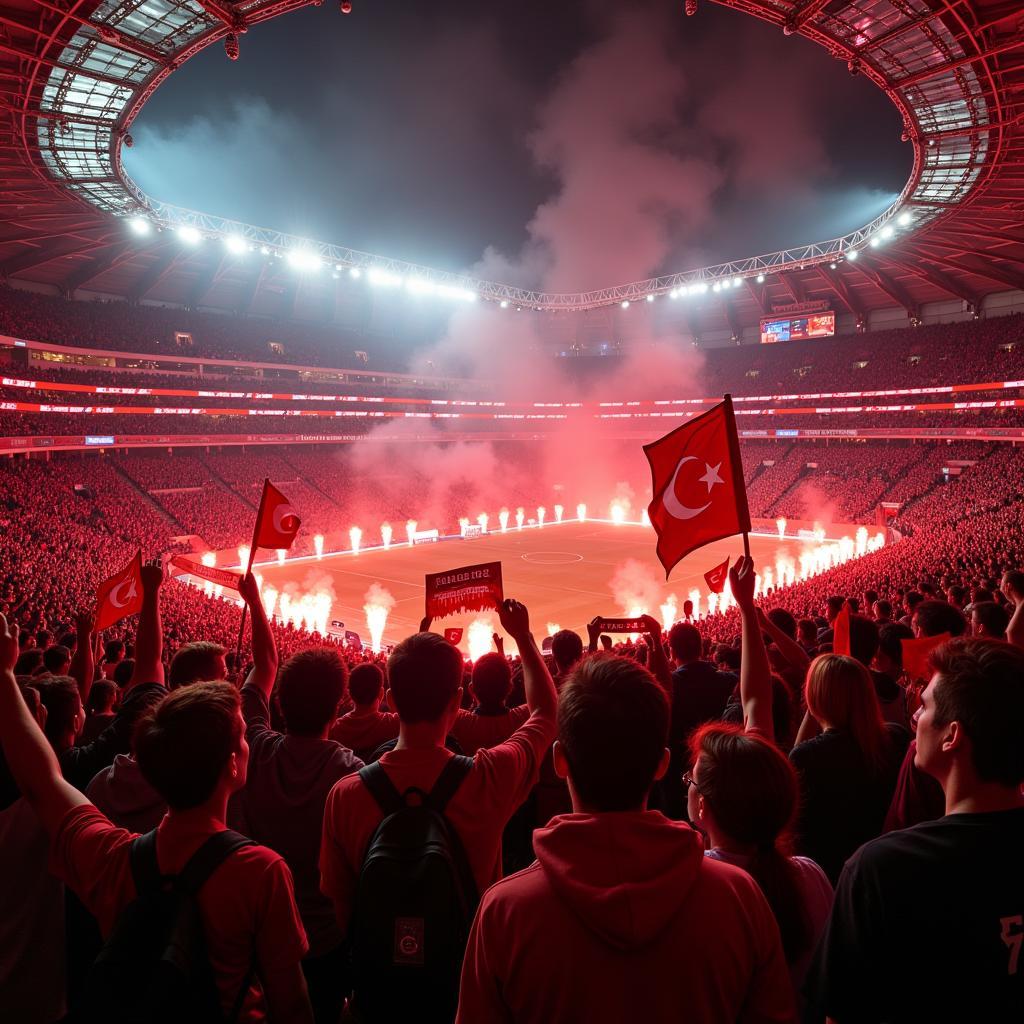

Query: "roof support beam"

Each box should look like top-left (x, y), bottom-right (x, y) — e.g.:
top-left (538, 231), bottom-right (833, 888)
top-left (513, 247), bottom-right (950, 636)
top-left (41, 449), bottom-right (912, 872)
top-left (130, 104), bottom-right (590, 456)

top-left (127, 247), bottom-right (181, 302)
top-left (186, 251), bottom-right (226, 309)
top-left (60, 241), bottom-right (134, 294)
top-left (885, 250), bottom-right (981, 308)
top-left (912, 242), bottom-right (1024, 294)
top-left (852, 257), bottom-right (920, 318)
top-left (894, 38), bottom-right (1024, 90)
top-left (743, 276), bottom-right (767, 316)
top-left (777, 271), bottom-right (805, 305)
top-left (0, 236), bottom-right (89, 277)
top-left (815, 264), bottom-right (864, 322)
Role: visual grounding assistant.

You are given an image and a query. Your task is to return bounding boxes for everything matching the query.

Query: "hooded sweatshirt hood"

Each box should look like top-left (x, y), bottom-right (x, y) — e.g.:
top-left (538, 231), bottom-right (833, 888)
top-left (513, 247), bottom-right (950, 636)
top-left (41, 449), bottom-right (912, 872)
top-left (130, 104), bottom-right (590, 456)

top-left (85, 754), bottom-right (166, 833)
top-left (533, 810), bottom-right (705, 950)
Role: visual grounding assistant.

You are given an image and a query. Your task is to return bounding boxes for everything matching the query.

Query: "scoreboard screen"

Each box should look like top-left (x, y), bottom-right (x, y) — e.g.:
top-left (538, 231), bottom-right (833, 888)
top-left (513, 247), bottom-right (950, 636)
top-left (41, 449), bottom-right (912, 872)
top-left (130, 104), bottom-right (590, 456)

top-left (760, 312), bottom-right (836, 344)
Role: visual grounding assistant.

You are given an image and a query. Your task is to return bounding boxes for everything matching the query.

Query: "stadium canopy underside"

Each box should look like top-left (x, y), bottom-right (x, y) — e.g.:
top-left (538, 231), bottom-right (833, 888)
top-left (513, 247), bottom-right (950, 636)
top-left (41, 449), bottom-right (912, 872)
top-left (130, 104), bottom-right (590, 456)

top-left (0, 0), bottom-right (1022, 331)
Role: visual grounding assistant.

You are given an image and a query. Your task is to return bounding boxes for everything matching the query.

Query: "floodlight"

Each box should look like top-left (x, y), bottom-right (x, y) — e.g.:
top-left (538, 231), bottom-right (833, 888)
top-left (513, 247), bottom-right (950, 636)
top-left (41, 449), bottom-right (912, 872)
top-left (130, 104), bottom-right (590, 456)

top-left (846, 249), bottom-right (859, 261)
top-left (349, 267), bottom-right (361, 279)
top-left (712, 282), bottom-right (721, 293)
top-left (881, 225), bottom-right (894, 239)
top-left (260, 245), bottom-right (270, 255)
top-left (177, 225), bottom-right (201, 245)
top-left (830, 262), bottom-right (838, 270)
top-left (128, 217), bottom-right (150, 236)
top-left (756, 273), bottom-right (765, 283)
top-left (225, 235), bottom-right (246, 255)
top-left (646, 294), bottom-right (654, 302)
top-left (500, 300), bottom-right (509, 308)
top-left (897, 211), bottom-right (912, 227)
top-left (287, 250), bottom-right (321, 271)
top-left (732, 277), bottom-right (742, 287)
top-left (620, 300), bottom-right (630, 309)
top-left (869, 236), bottom-right (881, 248)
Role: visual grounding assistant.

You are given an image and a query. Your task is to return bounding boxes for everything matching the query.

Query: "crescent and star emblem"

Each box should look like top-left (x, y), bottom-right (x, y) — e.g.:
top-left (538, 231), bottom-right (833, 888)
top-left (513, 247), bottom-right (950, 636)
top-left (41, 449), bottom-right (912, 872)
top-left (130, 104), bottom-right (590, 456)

top-left (109, 576), bottom-right (138, 608)
top-left (661, 457), bottom-right (724, 520)
top-left (272, 503), bottom-right (298, 532)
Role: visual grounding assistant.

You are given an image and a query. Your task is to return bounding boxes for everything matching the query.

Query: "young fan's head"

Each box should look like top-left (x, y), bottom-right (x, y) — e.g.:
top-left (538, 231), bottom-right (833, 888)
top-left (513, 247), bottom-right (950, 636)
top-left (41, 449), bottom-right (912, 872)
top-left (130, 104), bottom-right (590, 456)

top-left (87, 678), bottom-right (118, 715)
top-left (551, 629), bottom-right (583, 673)
top-left (916, 638), bottom-right (1024, 789)
top-left (169, 641), bottom-right (227, 689)
top-left (104, 640), bottom-right (125, 664)
top-left (135, 682), bottom-right (246, 809)
top-left (555, 653), bottom-right (669, 812)
top-left (42, 644), bottom-right (71, 676)
top-left (278, 648), bottom-right (348, 736)
top-left (912, 599), bottom-right (967, 639)
top-left (30, 676), bottom-right (82, 752)
top-left (668, 622), bottom-right (702, 663)
top-left (348, 662), bottom-right (384, 708)
top-left (847, 614), bottom-right (880, 668)
top-left (471, 652), bottom-right (512, 711)
top-left (970, 601), bottom-right (1009, 640)
top-left (387, 632), bottom-right (463, 724)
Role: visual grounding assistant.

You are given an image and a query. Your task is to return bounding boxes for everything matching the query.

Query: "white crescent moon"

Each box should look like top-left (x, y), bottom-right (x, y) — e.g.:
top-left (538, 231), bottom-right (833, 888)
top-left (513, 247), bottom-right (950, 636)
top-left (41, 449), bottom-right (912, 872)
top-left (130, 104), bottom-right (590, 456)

top-left (109, 576), bottom-right (137, 609)
top-left (661, 456), bottom-right (711, 520)
top-left (272, 503), bottom-right (297, 532)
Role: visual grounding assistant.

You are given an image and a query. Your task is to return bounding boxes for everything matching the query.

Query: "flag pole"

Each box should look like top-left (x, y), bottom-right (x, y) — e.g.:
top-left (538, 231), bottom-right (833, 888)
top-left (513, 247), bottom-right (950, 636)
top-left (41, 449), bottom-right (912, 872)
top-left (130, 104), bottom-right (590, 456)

top-left (234, 478), bottom-right (267, 680)
top-left (722, 391), bottom-right (752, 562)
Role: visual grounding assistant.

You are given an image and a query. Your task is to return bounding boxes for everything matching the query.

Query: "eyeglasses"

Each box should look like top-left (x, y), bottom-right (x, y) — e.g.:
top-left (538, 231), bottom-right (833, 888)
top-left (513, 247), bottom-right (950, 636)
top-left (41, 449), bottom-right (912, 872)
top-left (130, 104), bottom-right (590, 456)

top-left (682, 771), bottom-right (698, 791)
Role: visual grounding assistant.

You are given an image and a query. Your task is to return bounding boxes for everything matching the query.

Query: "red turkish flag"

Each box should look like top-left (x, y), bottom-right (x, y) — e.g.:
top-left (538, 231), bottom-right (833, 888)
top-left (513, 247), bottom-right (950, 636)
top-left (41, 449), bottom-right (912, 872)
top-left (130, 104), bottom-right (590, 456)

top-left (703, 558), bottom-right (730, 594)
top-left (95, 551), bottom-right (144, 631)
top-left (444, 627), bottom-right (464, 646)
top-left (644, 397), bottom-right (751, 578)
top-left (901, 632), bottom-right (951, 681)
top-left (253, 480), bottom-right (301, 551)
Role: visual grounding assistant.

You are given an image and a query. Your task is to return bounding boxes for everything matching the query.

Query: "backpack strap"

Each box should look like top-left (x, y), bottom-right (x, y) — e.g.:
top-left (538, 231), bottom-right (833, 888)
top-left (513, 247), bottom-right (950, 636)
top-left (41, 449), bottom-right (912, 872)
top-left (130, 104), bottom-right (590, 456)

top-left (128, 829), bottom-right (162, 895)
top-left (175, 829), bottom-right (256, 896)
top-left (358, 761), bottom-right (406, 816)
top-left (426, 754), bottom-right (473, 813)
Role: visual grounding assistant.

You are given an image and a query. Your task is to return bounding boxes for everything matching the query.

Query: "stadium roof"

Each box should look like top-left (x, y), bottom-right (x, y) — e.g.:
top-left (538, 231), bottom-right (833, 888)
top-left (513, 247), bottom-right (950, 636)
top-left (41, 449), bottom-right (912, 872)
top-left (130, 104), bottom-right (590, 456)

top-left (1, 0), bottom-right (1023, 330)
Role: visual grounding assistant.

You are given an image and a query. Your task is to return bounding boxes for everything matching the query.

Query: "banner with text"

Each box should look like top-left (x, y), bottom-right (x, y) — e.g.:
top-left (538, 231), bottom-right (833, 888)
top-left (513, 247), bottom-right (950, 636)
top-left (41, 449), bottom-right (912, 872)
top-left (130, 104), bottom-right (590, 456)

top-left (425, 561), bottom-right (504, 619)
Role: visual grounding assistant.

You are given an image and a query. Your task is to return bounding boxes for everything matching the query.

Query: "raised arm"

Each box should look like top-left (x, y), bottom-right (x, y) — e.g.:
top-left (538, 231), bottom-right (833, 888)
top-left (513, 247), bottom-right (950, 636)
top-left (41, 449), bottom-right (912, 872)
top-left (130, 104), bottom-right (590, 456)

top-left (1006, 585), bottom-right (1024, 650)
top-left (68, 608), bottom-right (95, 703)
top-left (129, 560), bottom-right (164, 689)
top-left (756, 605), bottom-right (811, 676)
top-left (498, 599), bottom-right (557, 722)
top-left (239, 572), bottom-right (278, 698)
top-left (0, 614), bottom-right (88, 835)
top-left (640, 614), bottom-right (673, 698)
top-left (730, 556), bottom-right (775, 742)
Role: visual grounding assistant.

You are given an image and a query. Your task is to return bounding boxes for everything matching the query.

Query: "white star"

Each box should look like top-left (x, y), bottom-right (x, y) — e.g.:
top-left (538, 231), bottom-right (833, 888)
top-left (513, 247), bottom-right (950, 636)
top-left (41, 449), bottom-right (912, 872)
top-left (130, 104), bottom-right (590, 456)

top-left (698, 462), bottom-right (723, 493)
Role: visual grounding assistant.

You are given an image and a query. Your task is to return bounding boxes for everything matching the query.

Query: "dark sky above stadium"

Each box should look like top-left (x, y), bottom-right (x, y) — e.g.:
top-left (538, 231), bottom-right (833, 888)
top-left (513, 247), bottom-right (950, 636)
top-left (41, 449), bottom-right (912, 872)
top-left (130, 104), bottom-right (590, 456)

top-left (125, 0), bottom-right (909, 291)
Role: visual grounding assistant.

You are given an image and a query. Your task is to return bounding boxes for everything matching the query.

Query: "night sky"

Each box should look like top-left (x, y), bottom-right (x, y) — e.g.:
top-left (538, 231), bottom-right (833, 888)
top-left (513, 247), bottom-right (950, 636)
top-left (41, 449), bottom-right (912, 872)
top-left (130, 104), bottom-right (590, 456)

top-left (125, 0), bottom-right (909, 290)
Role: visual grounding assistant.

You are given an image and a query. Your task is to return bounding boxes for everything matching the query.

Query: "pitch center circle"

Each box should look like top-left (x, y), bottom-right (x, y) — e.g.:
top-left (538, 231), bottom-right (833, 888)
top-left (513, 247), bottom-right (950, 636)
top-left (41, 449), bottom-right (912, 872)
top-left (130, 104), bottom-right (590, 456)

top-left (521, 551), bottom-right (584, 565)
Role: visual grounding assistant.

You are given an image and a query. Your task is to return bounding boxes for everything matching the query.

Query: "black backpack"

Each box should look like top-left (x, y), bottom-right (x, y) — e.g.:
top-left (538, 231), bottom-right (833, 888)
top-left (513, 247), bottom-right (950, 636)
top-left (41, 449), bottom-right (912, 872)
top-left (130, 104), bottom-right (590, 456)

top-left (349, 755), bottom-right (478, 1023)
top-left (83, 829), bottom-right (255, 1024)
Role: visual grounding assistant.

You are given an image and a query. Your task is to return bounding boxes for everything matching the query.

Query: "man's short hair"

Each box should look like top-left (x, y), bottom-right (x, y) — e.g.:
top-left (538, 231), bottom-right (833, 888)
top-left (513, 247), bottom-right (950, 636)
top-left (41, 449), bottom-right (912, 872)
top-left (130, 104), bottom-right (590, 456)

top-left (848, 614), bottom-right (880, 668)
top-left (169, 641), bottom-right (226, 689)
top-left (104, 640), bottom-right (125, 662)
top-left (930, 638), bottom-right (1024, 787)
top-left (349, 662), bottom-right (384, 706)
top-left (42, 645), bottom-right (71, 675)
top-left (14, 649), bottom-right (43, 676)
top-left (826, 596), bottom-right (846, 619)
top-left (878, 622), bottom-right (913, 667)
top-left (797, 618), bottom-right (818, 644)
top-left (558, 653), bottom-right (669, 811)
top-left (35, 630), bottom-right (51, 649)
top-left (135, 682), bottom-right (242, 809)
top-left (1003, 569), bottom-right (1024, 594)
top-left (551, 629), bottom-right (583, 670)
top-left (873, 599), bottom-right (892, 620)
top-left (904, 591), bottom-right (924, 612)
top-left (278, 648), bottom-right (348, 736)
top-left (387, 632), bottom-right (463, 724)
top-left (113, 659), bottom-right (135, 687)
top-left (915, 599), bottom-right (967, 638)
top-left (668, 622), bottom-right (702, 662)
top-left (87, 678), bottom-right (118, 714)
top-left (30, 676), bottom-right (80, 746)
top-left (471, 652), bottom-right (512, 711)
top-left (972, 601), bottom-right (1009, 639)
top-left (766, 608), bottom-right (797, 640)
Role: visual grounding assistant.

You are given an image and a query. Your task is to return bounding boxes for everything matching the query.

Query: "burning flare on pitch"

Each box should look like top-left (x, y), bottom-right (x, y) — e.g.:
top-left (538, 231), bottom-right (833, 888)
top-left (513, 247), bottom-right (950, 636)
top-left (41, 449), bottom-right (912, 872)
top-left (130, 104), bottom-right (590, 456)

top-left (349, 526), bottom-right (362, 555)
top-left (363, 582), bottom-right (395, 654)
top-left (406, 520), bottom-right (417, 546)
top-left (314, 534), bottom-right (324, 558)
top-left (515, 507), bottom-right (525, 530)
top-left (554, 504), bottom-right (564, 523)
top-left (576, 503), bottom-right (587, 523)
top-left (467, 617), bottom-right (495, 661)
top-left (381, 522), bottom-right (392, 549)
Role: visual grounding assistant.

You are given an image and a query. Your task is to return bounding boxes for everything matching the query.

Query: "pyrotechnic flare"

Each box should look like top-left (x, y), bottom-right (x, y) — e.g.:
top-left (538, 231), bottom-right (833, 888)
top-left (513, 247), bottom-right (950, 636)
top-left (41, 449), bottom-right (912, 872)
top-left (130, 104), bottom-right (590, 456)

top-left (477, 512), bottom-right (489, 533)
top-left (349, 526), bottom-right (362, 555)
top-left (777, 517), bottom-right (787, 539)
top-left (262, 585), bottom-right (278, 620)
top-left (660, 595), bottom-right (678, 631)
top-left (763, 566), bottom-right (774, 592)
top-left (546, 622), bottom-right (561, 637)
top-left (381, 522), bottom-right (393, 548)
top-left (406, 520), bottom-right (417, 546)
top-left (314, 534), bottom-right (324, 559)
top-left (459, 517), bottom-right (469, 537)
top-left (363, 582), bottom-right (395, 654)
top-left (627, 605), bottom-right (646, 642)
top-left (610, 500), bottom-right (626, 525)
top-left (515, 507), bottom-right (525, 530)
top-left (499, 507), bottom-right (510, 532)
top-left (467, 617), bottom-right (495, 661)
top-left (869, 531), bottom-right (885, 552)
top-left (688, 588), bottom-right (701, 620)
top-left (855, 526), bottom-right (868, 556)
top-left (201, 551), bottom-right (217, 568)
top-left (576, 503), bottom-right (587, 523)
top-left (276, 549), bottom-right (286, 566)
top-left (554, 504), bottom-right (564, 523)
top-left (813, 524), bottom-right (826, 543)
top-left (707, 593), bottom-right (719, 615)
top-left (537, 506), bottom-right (546, 527)
top-left (641, 508), bottom-right (650, 527)
top-left (237, 545), bottom-right (250, 569)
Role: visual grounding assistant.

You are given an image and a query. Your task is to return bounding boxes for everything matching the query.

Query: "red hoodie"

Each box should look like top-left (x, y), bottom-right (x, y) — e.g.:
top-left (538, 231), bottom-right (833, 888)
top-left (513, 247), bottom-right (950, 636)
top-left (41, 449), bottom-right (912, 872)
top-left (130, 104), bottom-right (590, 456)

top-left (457, 811), bottom-right (795, 1023)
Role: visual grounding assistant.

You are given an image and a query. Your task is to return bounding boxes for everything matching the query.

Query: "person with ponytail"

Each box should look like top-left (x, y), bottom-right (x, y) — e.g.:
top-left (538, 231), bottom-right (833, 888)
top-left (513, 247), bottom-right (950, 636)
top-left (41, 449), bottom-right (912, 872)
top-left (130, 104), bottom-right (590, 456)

top-left (789, 654), bottom-right (910, 883)
top-left (688, 724), bottom-right (832, 1004)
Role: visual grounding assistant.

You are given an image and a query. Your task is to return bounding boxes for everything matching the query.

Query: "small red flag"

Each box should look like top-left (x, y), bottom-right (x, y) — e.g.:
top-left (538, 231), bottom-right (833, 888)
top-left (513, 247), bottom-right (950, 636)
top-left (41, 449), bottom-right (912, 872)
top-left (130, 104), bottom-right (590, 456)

top-left (833, 603), bottom-right (851, 656)
top-left (704, 557), bottom-right (730, 594)
top-left (444, 627), bottom-right (464, 646)
top-left (253, 480), bottom-right (301, 551)
top-left (644, 397), bottom-right (751, 579)
top-left (902, 632), bottom-right (951, 681)
top-left (95, 551), bottom-right (144, 631)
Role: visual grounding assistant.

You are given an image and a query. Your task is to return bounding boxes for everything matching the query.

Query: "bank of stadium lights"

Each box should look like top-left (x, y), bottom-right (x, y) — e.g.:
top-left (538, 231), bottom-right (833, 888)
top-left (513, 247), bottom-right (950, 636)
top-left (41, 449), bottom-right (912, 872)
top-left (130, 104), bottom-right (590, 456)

top-left (128, 216), bottom-right (151, 236)
top-left (286, 249), bottom-right (321, 272)
top-left (224, 235), bottom-right (247, 255)
top-left (756, 273), bottom-right (765, 283)
top-left (177, 225), bottom-right (202, 245)
top-left (349, 267), bottom-right (361, 279)
top-left (897, 211), bottom-right (913, 227)
top-left (846, 249), bottom-right (859, 261)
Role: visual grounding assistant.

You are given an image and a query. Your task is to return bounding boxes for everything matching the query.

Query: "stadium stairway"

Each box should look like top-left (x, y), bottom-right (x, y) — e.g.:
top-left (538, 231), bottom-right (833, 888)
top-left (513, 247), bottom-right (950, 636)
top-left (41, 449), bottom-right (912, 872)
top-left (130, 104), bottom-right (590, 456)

top-left (109, 461), bottom-right (188, 533)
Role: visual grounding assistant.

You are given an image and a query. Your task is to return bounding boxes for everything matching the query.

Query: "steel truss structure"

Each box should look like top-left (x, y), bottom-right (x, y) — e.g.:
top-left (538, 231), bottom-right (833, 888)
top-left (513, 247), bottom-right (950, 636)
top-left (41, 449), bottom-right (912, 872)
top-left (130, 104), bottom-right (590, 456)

top-left (1, 0), bottom-right (1023, 325)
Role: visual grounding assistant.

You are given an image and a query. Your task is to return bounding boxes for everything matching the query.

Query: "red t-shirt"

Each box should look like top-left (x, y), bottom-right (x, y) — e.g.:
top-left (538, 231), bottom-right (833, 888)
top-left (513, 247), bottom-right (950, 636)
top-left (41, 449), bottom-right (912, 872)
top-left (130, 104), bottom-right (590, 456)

top-left (328, 709), bottom-right (399, 754)
top-left (50, 804), bottom-right (308, 1023)
top-left (320, 710), bottom-right (556, 933)
top-left (450, 705), bottom-right (530, 755)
